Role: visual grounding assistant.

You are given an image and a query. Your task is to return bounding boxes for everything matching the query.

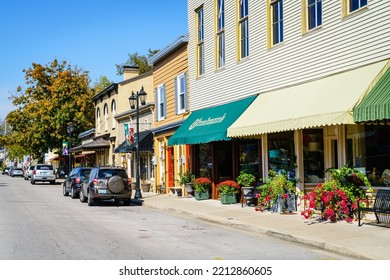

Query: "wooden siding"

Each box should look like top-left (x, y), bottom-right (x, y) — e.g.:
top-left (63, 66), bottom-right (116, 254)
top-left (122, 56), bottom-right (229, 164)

top-left (153, 44), bottom-right (190, 128)
top-left (187, 0), bottom-right (390, 110)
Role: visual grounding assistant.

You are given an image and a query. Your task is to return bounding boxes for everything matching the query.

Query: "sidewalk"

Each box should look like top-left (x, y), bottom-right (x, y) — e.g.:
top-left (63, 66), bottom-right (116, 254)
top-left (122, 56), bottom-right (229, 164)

top-left (139, 192), bottom-right (390, 260)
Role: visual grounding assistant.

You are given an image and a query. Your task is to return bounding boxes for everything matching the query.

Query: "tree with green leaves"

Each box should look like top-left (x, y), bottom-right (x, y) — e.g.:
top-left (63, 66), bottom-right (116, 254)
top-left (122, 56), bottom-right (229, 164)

top-left (93, 75), bottom-right (113, 93)
top-left (5, 59), bottom-right (95, 161)
top-left (116, 49), bottom-right (159, 75)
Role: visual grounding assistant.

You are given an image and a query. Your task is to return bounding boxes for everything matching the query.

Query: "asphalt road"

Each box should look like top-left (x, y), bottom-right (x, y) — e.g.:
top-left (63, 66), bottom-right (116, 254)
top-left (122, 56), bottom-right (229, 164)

top-left (0, 174), bottom-right (346, 260)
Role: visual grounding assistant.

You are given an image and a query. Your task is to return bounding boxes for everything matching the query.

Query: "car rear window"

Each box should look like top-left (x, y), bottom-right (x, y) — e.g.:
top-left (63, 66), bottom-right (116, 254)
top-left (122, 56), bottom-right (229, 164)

top-left (98, 169), bottom-right (127, 179)
top-left (80, 169), bottom-right (91, 177)
top-left (37, 165), bottom-right (53, 170)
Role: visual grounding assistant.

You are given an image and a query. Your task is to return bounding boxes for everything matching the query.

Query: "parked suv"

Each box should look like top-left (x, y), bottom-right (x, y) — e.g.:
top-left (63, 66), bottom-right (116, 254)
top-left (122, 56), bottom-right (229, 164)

top-left (24, 166), bottom-right (35, 180)
top-left (63, 167), bottom-right (92, 198)
top-left (80, 166), bottom-right (131, 206)
top-left (31, 164), bottom-right (56, 184)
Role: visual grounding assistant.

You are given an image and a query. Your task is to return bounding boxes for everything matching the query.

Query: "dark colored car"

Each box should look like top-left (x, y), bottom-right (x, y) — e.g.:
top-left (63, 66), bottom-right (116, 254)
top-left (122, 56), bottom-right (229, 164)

top-left (2, 167), bottom-right (10, 175)
top-left (63, 167), bottom-right (93, 198)
top-left (80, 166), bottom-right (131, 206)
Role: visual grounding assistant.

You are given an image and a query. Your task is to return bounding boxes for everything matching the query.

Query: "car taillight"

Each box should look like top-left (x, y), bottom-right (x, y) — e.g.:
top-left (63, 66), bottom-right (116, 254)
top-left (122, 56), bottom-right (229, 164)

top-left (93, 178), bottom-right (98, 186)
top-left (33, 170), bottom-right (36, 175)
top-left (75, 177), bottom-right (80, 184)
top-left (127, 178), bottom-right (131, 186)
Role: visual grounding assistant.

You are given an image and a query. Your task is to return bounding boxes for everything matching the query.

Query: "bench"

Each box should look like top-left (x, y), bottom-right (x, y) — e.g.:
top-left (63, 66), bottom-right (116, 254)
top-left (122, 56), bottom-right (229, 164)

top-left (358, 189), bottom-right (390, 226)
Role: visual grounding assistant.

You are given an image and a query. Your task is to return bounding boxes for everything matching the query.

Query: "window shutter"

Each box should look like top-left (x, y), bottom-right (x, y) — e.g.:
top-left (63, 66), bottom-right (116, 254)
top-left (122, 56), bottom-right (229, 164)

top-left (174, 77), bottom-right (179, 115)
top-left (183, 73), bottom-right (188, 112)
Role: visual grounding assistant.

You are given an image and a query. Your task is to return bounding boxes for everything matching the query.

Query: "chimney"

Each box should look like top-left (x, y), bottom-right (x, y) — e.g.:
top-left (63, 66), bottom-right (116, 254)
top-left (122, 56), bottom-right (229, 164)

top-left (123, 66), bottom-right (139, 81)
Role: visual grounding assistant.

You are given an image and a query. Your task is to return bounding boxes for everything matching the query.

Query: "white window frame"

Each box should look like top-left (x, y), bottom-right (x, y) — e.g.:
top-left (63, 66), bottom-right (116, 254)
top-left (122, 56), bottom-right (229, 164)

top-left (271, 0), bottom-right (283, 46)
top-left (104, 103), bottom-right (109, 132)
top-left (97, 108), bottom-right (101, 133)
top-left (156, 84), bottom-right (166, 121)
top-left (216, 0), bottom-right (225, 68)
top-left (348, 0), bottom-right (368, 13)
top-left (306, 0), bottom-right (322, 30)
top-left (196, 7), bottom-right (205, 77)
top-left (239, 0), bottom-right (249, 59)
top-left (175, 73), bottom-right (187, 115)
top-left (111, 100), bottom-right (116, 129)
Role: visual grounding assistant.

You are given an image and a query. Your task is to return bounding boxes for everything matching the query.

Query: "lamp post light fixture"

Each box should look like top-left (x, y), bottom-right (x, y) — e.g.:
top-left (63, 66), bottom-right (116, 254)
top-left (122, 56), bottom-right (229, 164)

top-left (67, 123), bottom-right (74, 175)
top-left (128, 86), bottom-right (147, 200)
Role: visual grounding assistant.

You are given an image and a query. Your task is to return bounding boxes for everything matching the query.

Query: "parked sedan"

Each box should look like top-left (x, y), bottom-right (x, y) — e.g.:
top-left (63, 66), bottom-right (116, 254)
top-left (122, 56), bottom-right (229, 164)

top-left (63, 167), bottom-right (92, 198)
top-left (10, 167), bottom-right (24, 177)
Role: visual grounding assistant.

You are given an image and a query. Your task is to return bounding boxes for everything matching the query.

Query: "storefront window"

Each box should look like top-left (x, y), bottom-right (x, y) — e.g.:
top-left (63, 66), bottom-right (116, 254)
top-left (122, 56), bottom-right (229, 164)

top-left (268, 131), bottom-right (295, 179)
top-left (239, 139), bottom-right (260, 179)
top-left (303, 129), bottom-right (324, 183)
top-left (198, 143), bottom-right (212, 178)
top-left (347, 124), bottom-right (390, 187)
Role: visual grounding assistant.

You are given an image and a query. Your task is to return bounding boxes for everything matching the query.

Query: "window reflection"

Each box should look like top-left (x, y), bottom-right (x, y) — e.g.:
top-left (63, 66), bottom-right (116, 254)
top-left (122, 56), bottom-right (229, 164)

top-left (303, 129), bottom-right (324, 183)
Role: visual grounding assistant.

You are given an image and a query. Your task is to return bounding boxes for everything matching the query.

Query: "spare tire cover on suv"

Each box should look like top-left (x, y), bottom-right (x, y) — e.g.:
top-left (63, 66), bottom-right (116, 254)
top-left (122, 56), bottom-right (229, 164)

top-left (107, 175), bottom-right (126, 194)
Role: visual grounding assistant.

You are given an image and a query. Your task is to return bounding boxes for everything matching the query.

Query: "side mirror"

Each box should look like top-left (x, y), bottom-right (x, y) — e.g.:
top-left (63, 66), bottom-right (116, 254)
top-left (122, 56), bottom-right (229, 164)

top-left (64, 175), bottom-right (69, 179)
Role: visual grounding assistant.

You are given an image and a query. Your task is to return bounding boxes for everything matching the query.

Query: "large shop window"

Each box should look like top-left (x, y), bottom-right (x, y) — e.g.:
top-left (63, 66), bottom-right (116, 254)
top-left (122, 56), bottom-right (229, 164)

top-left (347, 124), bottom-right (390, 187)
top-left (268, 131), bottom-right (295, 178)
top-left (239, 139), bottom-right (260, 179)
top-left (198, 143), bottom-right (212, 178)
top-left (303, 129), bottom-right (324, 184)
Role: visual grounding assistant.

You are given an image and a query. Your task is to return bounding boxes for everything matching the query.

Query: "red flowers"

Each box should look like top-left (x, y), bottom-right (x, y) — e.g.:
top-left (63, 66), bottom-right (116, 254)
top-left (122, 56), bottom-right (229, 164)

top-left (194, 177), bottom-right (212, 192)
top-left (217, 180), bottom-right (240, 194)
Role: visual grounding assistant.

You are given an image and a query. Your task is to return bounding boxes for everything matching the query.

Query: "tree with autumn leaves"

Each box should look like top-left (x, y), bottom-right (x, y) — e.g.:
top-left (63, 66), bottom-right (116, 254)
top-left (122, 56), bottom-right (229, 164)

top-left (2, 59), bottom-right (95, 161)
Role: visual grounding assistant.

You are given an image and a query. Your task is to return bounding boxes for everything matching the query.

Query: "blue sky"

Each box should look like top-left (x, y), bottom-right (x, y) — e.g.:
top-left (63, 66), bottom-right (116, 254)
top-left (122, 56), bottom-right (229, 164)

top-left (0, 0), bottom-right (188, 120)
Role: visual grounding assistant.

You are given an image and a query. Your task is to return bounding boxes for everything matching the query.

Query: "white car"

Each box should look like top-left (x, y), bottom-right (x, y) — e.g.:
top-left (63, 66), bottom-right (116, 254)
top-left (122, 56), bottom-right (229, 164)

top-left (24, 166), bottom-right (35, 180)
top-left (31, 164), bottom-right (56, 185)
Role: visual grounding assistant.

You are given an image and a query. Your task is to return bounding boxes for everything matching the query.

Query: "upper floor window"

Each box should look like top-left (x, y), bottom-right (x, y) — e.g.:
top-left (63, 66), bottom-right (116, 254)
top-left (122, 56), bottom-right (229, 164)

top-left (349, 0), bottom-right (367, 13)
top-left (111, 100), bottom-right (116, 129)
top-left (175, 73), bottom-right (188, 115)
top-left (306, 0), bottom-right (322, 30)
top-left (238, 0), bottom-right (249, 59)
top-left (96, 108), bottom-right (101, 133)
top-left (196, 7), bottom-right (205, 77)
top-left (156, 84), bottom-right (166, 121)
top-left (270, 0), bottom-right (283, 46)
top-left (216, 0), bottom-right (225, 68)
top-left (104, 103), bottom-right (109, 131)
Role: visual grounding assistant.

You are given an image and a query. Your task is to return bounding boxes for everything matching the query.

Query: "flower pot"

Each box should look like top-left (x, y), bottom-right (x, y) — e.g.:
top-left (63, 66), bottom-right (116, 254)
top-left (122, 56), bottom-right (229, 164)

top-left (220, 193), bottom-right (237, 204)
top-left (186, 183), bottom-right (194, 196)
top-left (141, 183), bottom-right (151, 192)
top-left (194, 190), bottom-right (209, 200)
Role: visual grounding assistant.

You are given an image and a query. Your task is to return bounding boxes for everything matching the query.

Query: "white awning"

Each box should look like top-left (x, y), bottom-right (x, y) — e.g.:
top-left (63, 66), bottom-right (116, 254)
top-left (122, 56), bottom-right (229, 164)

top-left (228, 60), bottom-right (388, 137)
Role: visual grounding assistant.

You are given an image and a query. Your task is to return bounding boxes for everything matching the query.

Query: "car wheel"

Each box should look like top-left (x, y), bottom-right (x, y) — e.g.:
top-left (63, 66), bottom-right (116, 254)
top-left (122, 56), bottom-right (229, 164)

top-left (79, 189), bottom-right (86, 203)
top-left (87, 191), bottom-right (94, 206)
top-left (63, 184), bottom-right (69, 196)
top-left (31, 179), bottom-right (35, 185)
top-left (50, 180), bottom-right (56, 185)
top-left (71, 187), bottom-right (77, 199)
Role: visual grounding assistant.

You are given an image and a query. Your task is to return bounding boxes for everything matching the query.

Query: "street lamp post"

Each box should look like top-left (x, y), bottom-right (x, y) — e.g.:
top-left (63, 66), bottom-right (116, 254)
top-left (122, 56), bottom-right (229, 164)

top-left (129, 86), bottom-right (147, 200)
top-left (67, 123), bottom-right (74, 175)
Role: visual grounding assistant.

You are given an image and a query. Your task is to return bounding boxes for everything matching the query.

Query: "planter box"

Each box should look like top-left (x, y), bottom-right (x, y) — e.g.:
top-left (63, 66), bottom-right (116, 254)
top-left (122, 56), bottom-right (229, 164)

top-left (194, 190), bottom-right (209, 200)
top-left (220, 193), bottom-right (237, 204)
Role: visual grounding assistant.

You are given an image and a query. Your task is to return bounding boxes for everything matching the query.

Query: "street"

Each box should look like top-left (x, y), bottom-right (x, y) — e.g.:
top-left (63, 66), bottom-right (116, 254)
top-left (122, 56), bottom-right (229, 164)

top-left (0, 174), bottom-right (346, 260)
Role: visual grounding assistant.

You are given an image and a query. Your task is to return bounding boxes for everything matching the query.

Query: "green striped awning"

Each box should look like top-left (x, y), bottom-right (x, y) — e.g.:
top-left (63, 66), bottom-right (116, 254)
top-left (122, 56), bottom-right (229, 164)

top-left (354, 62), bottom-right (390, 122)
top-left (168, 96), bottom-right (256, 146)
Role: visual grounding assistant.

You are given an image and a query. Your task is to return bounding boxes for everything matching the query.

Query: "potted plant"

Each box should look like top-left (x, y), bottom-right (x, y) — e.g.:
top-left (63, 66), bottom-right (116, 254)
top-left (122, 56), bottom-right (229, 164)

top-left (177, 170), bottom-right (195, 196)
top-left (217, 180), bottom-right (240, 204)
top-left (237, 172), bottom-right (257, 207)
top-left (256, 170), bottom-right (297, 213)
top-left (193, 177), bottom-right (212, 200)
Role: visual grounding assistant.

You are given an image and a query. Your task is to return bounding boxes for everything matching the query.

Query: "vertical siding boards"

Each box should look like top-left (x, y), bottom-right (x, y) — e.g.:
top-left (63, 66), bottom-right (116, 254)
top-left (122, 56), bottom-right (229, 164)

top-left (187, 0), bottom-right (390, 111)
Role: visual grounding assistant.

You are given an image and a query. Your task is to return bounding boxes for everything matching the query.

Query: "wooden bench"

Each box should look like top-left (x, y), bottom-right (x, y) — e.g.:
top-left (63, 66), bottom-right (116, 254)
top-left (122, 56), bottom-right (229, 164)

top-left (358, 189), bottom-right (390, 226)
